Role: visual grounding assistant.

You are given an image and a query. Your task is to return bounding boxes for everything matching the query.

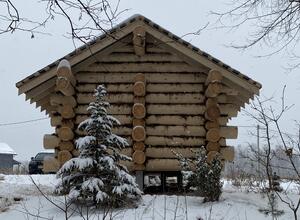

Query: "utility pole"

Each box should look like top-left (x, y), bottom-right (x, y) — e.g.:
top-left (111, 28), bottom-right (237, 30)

top-left (257, 124), bottom-right (260, 173)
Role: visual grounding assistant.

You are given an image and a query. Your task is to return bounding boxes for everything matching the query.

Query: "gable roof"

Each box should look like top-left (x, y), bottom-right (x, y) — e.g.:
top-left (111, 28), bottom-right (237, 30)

top-left (16, 14), bottom-right (261, 107)
top-left (0, 143), bottom-right (16, 155)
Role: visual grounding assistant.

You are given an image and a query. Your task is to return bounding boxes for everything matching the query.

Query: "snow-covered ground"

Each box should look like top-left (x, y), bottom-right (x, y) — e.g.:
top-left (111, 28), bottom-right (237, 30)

top-left (0, 174), bottom-right (299, 219)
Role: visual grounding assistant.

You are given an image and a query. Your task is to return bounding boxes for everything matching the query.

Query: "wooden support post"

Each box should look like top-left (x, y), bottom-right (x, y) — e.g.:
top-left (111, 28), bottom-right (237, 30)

top-left (133, 26), bottom-right (146, 56)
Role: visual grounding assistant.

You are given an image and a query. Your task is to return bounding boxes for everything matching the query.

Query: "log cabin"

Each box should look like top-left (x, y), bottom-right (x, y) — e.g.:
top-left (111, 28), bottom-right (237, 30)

top-left (16, 14), bottom-right (261, 190)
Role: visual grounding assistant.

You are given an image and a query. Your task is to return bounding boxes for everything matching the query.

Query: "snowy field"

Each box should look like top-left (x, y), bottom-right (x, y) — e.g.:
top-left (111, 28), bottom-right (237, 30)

top-left (0, 174), bottom-right (299, 219)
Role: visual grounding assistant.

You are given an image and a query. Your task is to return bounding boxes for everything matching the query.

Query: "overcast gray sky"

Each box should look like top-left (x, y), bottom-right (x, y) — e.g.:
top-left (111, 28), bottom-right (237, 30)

top-left (1, 1), bottom-right (300, 161)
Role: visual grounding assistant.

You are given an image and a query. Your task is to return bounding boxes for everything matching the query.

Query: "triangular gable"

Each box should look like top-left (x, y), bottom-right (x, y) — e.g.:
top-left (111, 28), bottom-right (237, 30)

top-left (16, 14), bottom-right (261, 109)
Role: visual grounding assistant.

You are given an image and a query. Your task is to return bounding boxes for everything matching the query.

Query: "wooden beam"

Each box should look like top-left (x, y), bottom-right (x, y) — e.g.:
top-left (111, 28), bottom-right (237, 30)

top-left (133, 26), bottom-right (146, 56)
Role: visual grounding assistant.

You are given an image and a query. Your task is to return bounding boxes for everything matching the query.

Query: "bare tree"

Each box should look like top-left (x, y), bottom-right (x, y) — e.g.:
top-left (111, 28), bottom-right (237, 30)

top-left (212, 0), bottom-right (300, 66)
top-left (0, 0), bottom-right (126, 43)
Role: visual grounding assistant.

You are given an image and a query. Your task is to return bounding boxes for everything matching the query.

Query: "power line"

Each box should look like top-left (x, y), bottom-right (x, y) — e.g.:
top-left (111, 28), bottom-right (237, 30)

top-left (0, 117), bottom-right (48, 127)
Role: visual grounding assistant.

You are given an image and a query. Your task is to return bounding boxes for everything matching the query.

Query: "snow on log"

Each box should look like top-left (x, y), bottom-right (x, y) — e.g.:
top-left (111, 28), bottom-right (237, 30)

top-left (43, 134), bottom-right (59, 149)
top-left (57, 59), bottom-right (76, 86)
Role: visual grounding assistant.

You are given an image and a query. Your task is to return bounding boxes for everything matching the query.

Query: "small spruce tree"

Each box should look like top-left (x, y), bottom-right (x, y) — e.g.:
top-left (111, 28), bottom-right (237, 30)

top-left (55, 85), bottom-right (141, 207)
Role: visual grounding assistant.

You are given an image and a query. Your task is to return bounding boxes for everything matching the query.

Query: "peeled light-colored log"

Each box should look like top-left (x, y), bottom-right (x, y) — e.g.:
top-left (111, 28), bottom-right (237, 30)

top-left (132, 103), bottom-right (146, 119)
top-left (57, 105), bottom-right (75, 119)
top-left (76, 83), bottom-right (204, 93)
top-left (56, 77), bottom-right (75, 96)
top-left (59, 141), bottom-right (75, 151)
top-left (219, 104), bottom-right (239, 117)
top-left (205, 70), bottom-right (223, 85)
top-left (57, 59), bottom-right (76, 86)
top-left (43, 134), bottom-right (60, 149)
top-left (207, 151), bottom-right (220, 163)
top-left (133, 118), bottom-right (145, 127)
top-left (205, 105), bottom-right (221, 121)
top-left (133, 142), bottom-right (145, 151)
top-left (146, 159), bottom-right (181, 171)
top-left (133, 26), bottom-right (146, 56)
top-left (132, 150), bottom-right (146, 164)
top-left (50, 115), bottom-right (62, 127)
top-left (50, 94), bottom-right (77, 107)
top-left (145, 136), bottom-right (205, 146)
top-left (220, 146), bottom-right (235, 161)
top-left (206, 128), bottom-right (221, 142)
top-left (43, 157), bottom-right (60, 173)
top-left (58, 150), bottom-right (73, 165)
top-left (147, 104), bottom-right (206, 115)
top-left (146, 115), bottom-right (205, 126)
top-left (57, 127), bottom-right (74, 141)
top-left (132, 126), bottom-right (146, 142)
top-left (133, 81), bottom-right (146, 96)
top-left (76, 73), bottom-right (206, 83)
top-left (220, 126), bottom-right (238, 139)
top-left (146, 148), bottom-right (198, 159)
top-left (205, 82), bottom-right (222, 98)
top-left (146, 93), bottom-right (205, 104)
top-left (146, 126), bottom-right (206, 137)
top-left (77, 93), bottom-right (134, 104)
top-left (146, 83), bottom-right (204, 93)
top-left (206, 142), bottom-right (221, 152)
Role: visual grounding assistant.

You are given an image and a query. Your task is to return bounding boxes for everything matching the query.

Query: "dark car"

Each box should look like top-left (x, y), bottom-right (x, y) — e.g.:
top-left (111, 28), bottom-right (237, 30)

top-left (29, 152), bottom-right (55, 174)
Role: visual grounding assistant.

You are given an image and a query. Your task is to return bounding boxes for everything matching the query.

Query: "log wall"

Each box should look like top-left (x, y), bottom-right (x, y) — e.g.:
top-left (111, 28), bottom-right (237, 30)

top-left (43, 30), bottom-right (239, 172)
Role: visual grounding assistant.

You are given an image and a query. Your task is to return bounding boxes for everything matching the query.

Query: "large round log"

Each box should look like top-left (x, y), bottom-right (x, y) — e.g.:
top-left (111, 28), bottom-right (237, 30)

top-left (145, 136), bottom-right (205, 146)
top-left (50, 115), bottom-right (62, 127)
top-left (146, 148), bottom-right (197, 158)
top-left (205, 82), bottom-right (222, 98)
top-left (132, 126), bottom-right (146, 142)
top-left (133, 142), bottom-right (145, 151)
top-left (132, 150), bottom-right (146, 164)
top-left (43, 134), bottom-right (60, 149)
top-left (146, 159), bottom-right (181, 171)
top-left (132, 103), bottom-right (146, 119)
top-left (50, 94), bottom-right (77, 107)
top-left (207, 151), bottom-right (220, 163)
top-left (57, 127), bottom-right (74, 141)
top-left (57, 59), bottom-right (76, 86)
top-left (206, 128), bottom-right (220, 142)
top-left (56, 77), bottom-right (75, 96)
top-left (61, 119), bottom-right (75, 129)
top-left (59, 141), bottom-right (74, 151)
top-left (206, 142), bottom-right (221, 152)
top-left (205, 105), bottom-right (221, 121)
top-left (43, 157), bottom-right (60, 173)
top-left (58, 150), bottom-right (73, 165)
top-left (205, 69), bottom-right (223, 85)
top-left (146, 126), bottom-right (206, 137)
top-left (220, 126), bottom-right (238, 139)
top-left (220, 146), bottom-right (235, 162)
top-left (133, 81), bottom-right (146, 96)
top-left (57, 105), bottom-right (75, 119)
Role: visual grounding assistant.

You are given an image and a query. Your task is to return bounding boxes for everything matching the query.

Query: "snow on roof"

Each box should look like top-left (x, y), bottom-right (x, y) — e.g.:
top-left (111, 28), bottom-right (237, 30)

top-left (0, 143), bottom-right (16, 155)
